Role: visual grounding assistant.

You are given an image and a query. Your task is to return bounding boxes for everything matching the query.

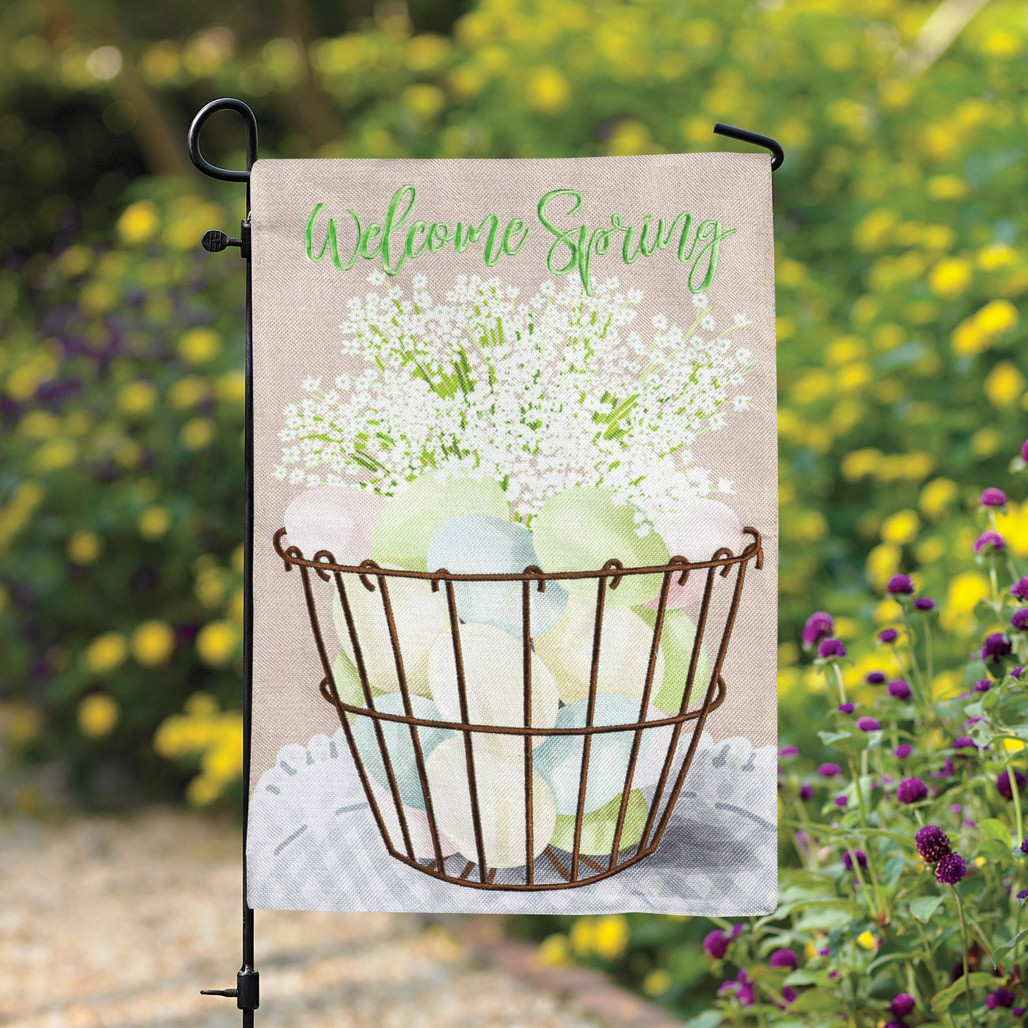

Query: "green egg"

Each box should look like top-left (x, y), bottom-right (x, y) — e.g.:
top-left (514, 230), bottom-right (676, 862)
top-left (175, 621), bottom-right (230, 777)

top-left (370, 471), bottom-right (510, 571)
top-left (532, 487), bottom-right (668, 607)
top-left (549, 788), bottom-right (649, 856)
top-left (634, 608), bottom-right (714, 713)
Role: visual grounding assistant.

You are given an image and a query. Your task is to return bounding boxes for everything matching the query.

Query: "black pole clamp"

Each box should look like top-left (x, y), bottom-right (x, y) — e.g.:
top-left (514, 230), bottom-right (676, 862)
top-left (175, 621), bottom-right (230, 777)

top-left (201, 968), bottom-right (260, 1010)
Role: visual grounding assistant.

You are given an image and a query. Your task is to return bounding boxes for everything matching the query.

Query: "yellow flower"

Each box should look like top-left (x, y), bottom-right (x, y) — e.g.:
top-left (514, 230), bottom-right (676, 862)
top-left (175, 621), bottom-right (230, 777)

top-left (203, 738), bottom-right (242, 782)
top-left (791, 510), bottom-right (827, 542)
top-left (19, 410), bottom-right (60, 439)
top-left (117, 200), bottom-right (160, 244)
top-left (138, 505), bottom-right (172, 540)
top-left (608, 120), bottom-right (651, 156)
top-left (996, 501), bottom-right (1028, 558)
top-left (406, 34), bottom-right (448, 72)
top-left (984, 361), bottom-right (1025, 408)
top-left (216, 369), bottom-right (246, 404)
top-left (926, 175), bottom-right (968, 200)
top-left (941, 571), bottom-right (989, 633)
top-left (178, 327), bottom-right (221, 365)
top-left (118, 380), bottom-right (157, 417)
top-left (77, 694), bottom-right (120, 739)
top-left (975, 299), bottom-right (1019, 335)
top-left (526, 67), bottom-right (570, 114)
top-left (32, 437), bottom-right (77, 473)
top-left (570, 918), bottom-right (594, 955)
top-left (880, 509), bottom-right (919, 545)
top-left (971, 426), bottom-right (1000, 458)
top-left (401, 84), bottom-right (446, 120)
top-left (932, 671), bottom-right (962, 699)
top-left (841, 448), bottom-right (882, 481)
top-left (853, 209), bottom-right (897, 252)
top-left (180, 417), bottom-right (215, 450)
top-left (856, 930), bottom-right (878, 950)
top-left (951, 319), bottom-right (986, 357)
top-left (197, 620), bottom-right (238, 666)
top-left (592, 915), bottom-right (629, 960)
top-left (929, 257), bottom-right (972, 298)
top-left (83, 632), bottom-right (128, 674)
top-left (537, 934), bottom-right (570, 966)
top-left (866, 542), bottom-right (901, 589)
top-left (979, 28), bottom-right (1021, 57)
top-left (67, 530), bottom-right (102, 565)
top-left (132, 620), bottom-right (175, 666)
top-left (186, 773), bottom-right (222, 807)
top-left (185, 692), bottom-right (220, 717)
top-left (168, 375), bottom-right (209, 409)
top-left (978, 243), bottom-right (1016, 270)
top-left (642, 969), bottom-right (671, 997)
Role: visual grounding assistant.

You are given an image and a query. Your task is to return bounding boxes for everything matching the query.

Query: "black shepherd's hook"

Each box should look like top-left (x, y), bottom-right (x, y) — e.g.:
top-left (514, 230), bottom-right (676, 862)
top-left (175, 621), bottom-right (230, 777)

top-left (712, 123), bottom-right (785, 172)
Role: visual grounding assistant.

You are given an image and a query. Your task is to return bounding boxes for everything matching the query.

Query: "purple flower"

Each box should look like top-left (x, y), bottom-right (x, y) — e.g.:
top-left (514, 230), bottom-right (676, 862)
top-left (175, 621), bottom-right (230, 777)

top-left (931, 757), bottom-right (955, 779)
top-left (952, 736), bottom-right (976, 750)
top-left (889, 679), bottom-right (912, 700)
top-left (980, 487), bottom-right (1007, 507)
top-left (718, 968), bottom-right (755, 1007)
top-left (703, 929), bottom-right (730, 959)
top-left (915, 825), bottom-right (951, 864)
top-left (891, 993), bottom-right (916, 1017)
top-left (914, 597), bottom-right (935, 611)
top-left (800, 784), bottom-right (814, 800)
top-left (1011, 608), bottom-right (1028, 631)
top-left (835, 795), bottom-right (849, 808)
top-left (779, 745), bottom-right (800, 758)
top-left (1018, 888), bottom-right (1028, 901)
top-left (975, 530), bottom-right (1006, 554)
top-left (1015, 666), bottom-right (1026, 679)
top-left (1013, 577), bottom-right (1028, 602)
top-left (818, 762), bottom-right (842, 778)
top-left (769, 948), bottom-right (798, 969)
top-left (974, 679), bottom-right (991, 693)
top-left (935, 852), bottom-right (967, 884)
top-left (866, 670), bottom-right (886, 684)
top-left (879, 628), bottom-right (899, 643)
top-left (842, 849), bottom-right (867, 871)
top-left (802, 611), bottom-right (834, 647)
top-left (1023, 438), bottom-right (1028, 462)
top-left (894, 743), bottom-right (913, 759)
top-left (884, 1022), bottom-right (909, 1028)
top-left (781, 985), bottom-right (797, 1005)
top-left (982, 632), bottom-right (1013, 665)
top-left (997, 769), bottom-right (1027, 800)
top-left (857, 716), bottom-right (881, 731)
top-left (837, 702), bottom-right (856, 713)
top-left (818, 637), bottom-right (846, 659)
top-left (1021, 837), bottom-right (1028, 855)
top-left (887, 574), bottom-right (915, 595)
top-left (897, 777), bottom-right (928, 803)
top-left (986, 989), bottom-right (1016, 1010)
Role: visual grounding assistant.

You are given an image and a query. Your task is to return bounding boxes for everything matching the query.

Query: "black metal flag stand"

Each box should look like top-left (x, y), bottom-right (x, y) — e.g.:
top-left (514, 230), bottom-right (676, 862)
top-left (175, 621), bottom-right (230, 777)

top-left (185, 97), bottom-right (781, 1025)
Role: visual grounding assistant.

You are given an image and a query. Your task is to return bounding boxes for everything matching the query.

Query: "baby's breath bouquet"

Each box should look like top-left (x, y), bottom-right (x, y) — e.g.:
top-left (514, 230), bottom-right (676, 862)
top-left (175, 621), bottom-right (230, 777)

top-left (277, 274), bottom-right (753, 523)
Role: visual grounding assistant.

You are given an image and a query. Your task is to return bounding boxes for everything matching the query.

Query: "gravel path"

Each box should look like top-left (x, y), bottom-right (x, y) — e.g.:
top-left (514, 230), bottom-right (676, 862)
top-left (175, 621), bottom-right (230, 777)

top-left (0, 809), bottom-right (607, 1028)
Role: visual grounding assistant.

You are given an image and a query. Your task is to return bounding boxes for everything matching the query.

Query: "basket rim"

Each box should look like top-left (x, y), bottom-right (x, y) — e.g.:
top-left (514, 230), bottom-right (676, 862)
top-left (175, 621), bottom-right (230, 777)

top-left (273, 525), bottom-right (764, 584)
top-left (318, 674), bottom-right (727, 733)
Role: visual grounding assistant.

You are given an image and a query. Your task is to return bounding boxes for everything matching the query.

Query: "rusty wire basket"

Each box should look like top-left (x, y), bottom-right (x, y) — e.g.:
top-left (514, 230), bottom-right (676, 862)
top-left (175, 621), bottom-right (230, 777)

top-left (272, 525), bottom-right (763, 891)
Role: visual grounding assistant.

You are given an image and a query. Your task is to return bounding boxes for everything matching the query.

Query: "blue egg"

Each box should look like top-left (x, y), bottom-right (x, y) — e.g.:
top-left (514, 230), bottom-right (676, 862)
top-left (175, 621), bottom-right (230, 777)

top-left (350, 693), bottom-right (452, 810)
top-left (427, 515), bottom-right (567, 637)
top-left (534, 695), bottom-right (648, 815)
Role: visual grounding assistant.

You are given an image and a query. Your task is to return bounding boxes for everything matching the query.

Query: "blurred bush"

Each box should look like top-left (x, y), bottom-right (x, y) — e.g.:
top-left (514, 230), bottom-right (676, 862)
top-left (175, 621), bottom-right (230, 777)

top-left (1, 0), bottom-right (1026, 813)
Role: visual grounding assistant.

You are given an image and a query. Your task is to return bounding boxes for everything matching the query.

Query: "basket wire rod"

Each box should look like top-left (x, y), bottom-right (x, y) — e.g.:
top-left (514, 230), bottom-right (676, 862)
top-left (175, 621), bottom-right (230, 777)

top-left (521, 578), bottom-right (535, 885)
top-left (330, 571), bottom-right (417, 860)
top-left (652, 555), bottom-right (751, 847)
top-left (637, 561), bottom-right (719, 855)
top-left (571, 569), bottom-right (612, 880)
top-left (442, 579), bottom-right (491, 883)
top-left (376, 574), bottom-right (446, 868)
top-left (607, 567), bottom-right (674, 869)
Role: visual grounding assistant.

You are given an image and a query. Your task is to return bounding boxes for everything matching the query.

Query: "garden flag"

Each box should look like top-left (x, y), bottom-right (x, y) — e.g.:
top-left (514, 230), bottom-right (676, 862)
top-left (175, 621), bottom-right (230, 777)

top-left (246, 154), bottom-right (778, 915)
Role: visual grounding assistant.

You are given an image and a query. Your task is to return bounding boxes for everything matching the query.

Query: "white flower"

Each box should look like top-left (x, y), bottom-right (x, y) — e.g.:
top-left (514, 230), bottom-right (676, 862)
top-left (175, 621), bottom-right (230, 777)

top-left (367, 270), bottom-right (386, 286)
top-left (692, 292), bottom-right (709, 309)
top-left (700, 314), bottom-right (716, 331)
top-left (732, 313), bottom-right (750, 327)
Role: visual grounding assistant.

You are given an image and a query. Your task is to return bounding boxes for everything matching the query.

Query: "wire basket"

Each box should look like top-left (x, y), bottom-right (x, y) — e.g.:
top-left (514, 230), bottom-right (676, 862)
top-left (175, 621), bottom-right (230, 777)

top-left (272, 525), bottom-right (763, 891)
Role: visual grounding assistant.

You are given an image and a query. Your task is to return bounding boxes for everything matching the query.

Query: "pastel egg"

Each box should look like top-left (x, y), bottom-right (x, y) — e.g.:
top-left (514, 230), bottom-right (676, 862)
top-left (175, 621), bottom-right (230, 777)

top-left (427, 623), bottom-right (558, 736)
top-left (332, 575), bottom-right (448, 697)
top-left (351, 693), bottom-right (452, 810)
top-left (425, 735), bottom-right (557, 868)
top-left (531, 487), bottom-right (668, 608)
top-left (371, 472), bottom-right (510, 571)
top-left (646, 497), bottom-right (745, 609)
top-left (368, 782), bottom-right (458, 862)
top-left (284, 485), bottom-right (385, 563)
top-left (549, 789), bottom-right (649, 857)
top-left (534, 596), bottom-right (664, 704)
top-left (633, 608), bottom-right (713, 714)
top-left (534, 695), bottom-right (644, 815)
top-left (427, 515), bottom-right (567, 637)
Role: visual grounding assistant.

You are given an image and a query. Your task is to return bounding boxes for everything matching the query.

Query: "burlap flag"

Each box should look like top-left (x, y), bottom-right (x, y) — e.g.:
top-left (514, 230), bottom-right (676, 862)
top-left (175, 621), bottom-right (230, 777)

top-left (246, 154), bottom-right (777, 914)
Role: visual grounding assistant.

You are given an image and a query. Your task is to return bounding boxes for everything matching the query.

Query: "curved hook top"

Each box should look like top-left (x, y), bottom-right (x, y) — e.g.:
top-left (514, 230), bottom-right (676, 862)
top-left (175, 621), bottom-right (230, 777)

top-left (712, 122), bottom-right (784, 172)
top-left (188, 98), bottom-right (258, 182)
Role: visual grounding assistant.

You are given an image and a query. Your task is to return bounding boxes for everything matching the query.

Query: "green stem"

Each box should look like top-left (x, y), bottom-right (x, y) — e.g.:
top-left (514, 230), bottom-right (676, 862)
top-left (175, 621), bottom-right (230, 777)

top-left (953, 886), bottom-right (974, 1028)
top-left (1005, 752), bottom-right (1025, 845)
